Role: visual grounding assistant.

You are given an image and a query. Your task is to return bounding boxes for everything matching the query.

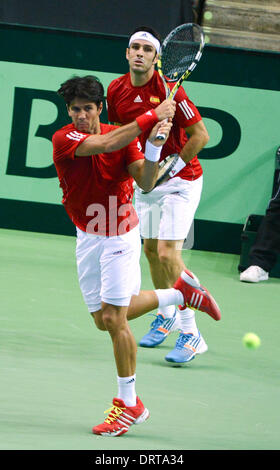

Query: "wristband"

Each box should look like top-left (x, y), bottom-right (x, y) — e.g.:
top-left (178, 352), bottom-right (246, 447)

top-left (145, 140), bottom-right (162, 162)
top-left (136, 109), bottom-right (159, 132)
top-left (168, 156), bottom-right (186, 177)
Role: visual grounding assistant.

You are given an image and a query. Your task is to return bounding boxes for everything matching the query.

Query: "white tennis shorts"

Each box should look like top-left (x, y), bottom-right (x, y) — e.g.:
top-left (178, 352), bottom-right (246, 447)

top-left (134, 176), bottom-right (203, 240)
top-left (76, 225), bottom-right (141, 313)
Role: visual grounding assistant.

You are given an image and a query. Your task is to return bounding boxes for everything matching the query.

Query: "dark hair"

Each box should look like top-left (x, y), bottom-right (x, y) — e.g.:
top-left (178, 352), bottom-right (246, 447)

top-left (130, 26), bottom-right (162, 44)
top-left (57, 75), bottom-right (104, 106)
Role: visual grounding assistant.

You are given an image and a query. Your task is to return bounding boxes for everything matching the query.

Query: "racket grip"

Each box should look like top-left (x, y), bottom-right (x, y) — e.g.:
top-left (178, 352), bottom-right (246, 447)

top-left (155, 133), bottom-right (166, 141)
top-left (155, 118), bottom-right (168, 141)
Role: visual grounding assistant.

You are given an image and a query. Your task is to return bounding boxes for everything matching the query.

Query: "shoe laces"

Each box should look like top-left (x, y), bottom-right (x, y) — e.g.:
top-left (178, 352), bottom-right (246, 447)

top-left (149, 313), bottom-right (164, 330)
top-left (176, 333), bottom-right (194, 349)
top-left (104, 403), bottom-right (125, 424)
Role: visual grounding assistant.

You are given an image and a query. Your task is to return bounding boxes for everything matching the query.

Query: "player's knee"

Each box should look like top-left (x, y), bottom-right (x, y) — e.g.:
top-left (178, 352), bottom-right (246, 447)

top-left (95, 319), bottom-right (107, 331)
top-left (157, 249), bottom-right (173, 266)
top-left (92, 313), bottom-right (107, 331)
top-left (143, 243), bottom-right (159, 263)
top-left (101, 309), bottom-right (118, 332)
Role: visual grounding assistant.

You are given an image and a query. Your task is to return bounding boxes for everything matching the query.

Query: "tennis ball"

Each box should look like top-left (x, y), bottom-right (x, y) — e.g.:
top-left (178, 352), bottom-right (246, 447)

top-left (242, 332), bottom-right (261, 349)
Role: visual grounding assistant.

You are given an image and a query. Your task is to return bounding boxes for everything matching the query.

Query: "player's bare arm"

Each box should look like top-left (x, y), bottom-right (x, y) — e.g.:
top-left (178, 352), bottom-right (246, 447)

top-left (128, 120), bottom-right (172, 192)
top-left (74, 120), bottom-right (148, 156)
top-left (75, 100), bottom-right (175, 157)
top-left (179, 120), bottom-right (209, 164)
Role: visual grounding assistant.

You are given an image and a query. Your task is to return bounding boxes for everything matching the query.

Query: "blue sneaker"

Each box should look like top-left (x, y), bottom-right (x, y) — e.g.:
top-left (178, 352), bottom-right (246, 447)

top-left (139, 312), bottom-right (180, 348)
top-left (165, 331), bottom-right (208, 363)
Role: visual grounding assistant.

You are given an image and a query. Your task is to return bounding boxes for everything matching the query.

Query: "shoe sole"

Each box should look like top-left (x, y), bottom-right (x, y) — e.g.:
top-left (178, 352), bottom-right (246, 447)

top-left (135, 407), bottom-right (150, 425)
top-left (165, 342), bottom-right (208, 364)
top-left (181, 269), bottom-right (200, 287)
top-left (94, 408), bottom-right (150, 437)
top-left (240, 277), bottom-right (268, 283)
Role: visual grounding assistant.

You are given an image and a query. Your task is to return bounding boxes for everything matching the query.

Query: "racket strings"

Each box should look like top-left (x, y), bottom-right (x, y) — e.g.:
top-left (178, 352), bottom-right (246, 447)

top-left (160, 25), bottom-right (202, 81)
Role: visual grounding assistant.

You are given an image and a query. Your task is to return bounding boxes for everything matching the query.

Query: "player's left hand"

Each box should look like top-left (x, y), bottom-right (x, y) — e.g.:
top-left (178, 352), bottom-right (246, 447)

top-left (148, 120), bottom-right (173, 147)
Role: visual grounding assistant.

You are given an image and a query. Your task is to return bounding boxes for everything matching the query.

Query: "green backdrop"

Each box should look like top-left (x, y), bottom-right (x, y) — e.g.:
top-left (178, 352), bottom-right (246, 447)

top-left (1, 23), bottom-right (280, 253)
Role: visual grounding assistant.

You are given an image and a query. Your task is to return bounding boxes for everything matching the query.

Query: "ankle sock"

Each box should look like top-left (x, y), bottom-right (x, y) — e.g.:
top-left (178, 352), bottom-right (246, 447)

top-left (178, 306), bottom-right (199, 336)
top-left (158, 304), bottom-right (176, 319)
top-left (117, 374), bottom-right (137, 407)
top-left (155, 288), bottom-right (184, 309)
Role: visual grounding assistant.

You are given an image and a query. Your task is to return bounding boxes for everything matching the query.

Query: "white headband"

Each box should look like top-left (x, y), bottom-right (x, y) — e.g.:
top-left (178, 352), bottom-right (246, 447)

top-left (129, 31), bottom-right (160, 54)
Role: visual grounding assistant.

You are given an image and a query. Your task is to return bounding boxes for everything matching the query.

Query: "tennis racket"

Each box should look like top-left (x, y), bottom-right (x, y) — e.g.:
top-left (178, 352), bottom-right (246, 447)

top-left (156, 22), bottom-right (205, 140)
top-left (140, 154), bottom-right (180, 194)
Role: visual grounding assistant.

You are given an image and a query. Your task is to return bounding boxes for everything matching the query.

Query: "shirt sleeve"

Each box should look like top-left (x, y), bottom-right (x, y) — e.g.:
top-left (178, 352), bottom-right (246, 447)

top-left (106, 82), bottom-right (121, 124)
top-left (52, 128), bottom-right (90, 162)
top-left (174, 85), bottom-right (202, 128)
top-left (124, 137), bottom-right (145, 167)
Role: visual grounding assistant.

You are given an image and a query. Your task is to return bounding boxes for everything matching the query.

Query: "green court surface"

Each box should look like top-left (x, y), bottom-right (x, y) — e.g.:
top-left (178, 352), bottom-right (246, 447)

top-left (0, 228), bottom-right (279, 451)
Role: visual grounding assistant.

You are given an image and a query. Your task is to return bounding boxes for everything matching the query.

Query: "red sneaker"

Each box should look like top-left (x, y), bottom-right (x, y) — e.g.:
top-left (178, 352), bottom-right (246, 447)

top-left (173, 269), bottom-right (221, 321)
top-left (92, 397), bottom-right (150, 437)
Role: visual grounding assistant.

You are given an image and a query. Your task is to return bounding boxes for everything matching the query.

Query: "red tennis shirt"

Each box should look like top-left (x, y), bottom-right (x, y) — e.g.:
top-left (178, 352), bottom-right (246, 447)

top-left (107, 70), bottom-right (203, 181)
top-left (52, 122), bottom-right (144, 236)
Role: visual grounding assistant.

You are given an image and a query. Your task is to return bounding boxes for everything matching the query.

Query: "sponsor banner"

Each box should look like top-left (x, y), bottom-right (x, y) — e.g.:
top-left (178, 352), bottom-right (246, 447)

top-left (1, 60), bottom-right (279, 227)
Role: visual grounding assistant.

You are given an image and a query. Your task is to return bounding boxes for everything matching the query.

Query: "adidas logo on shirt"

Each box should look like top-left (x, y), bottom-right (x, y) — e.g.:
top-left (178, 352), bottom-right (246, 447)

top-left (134, 95), bottom-right (143, 103)
top-left (66, 130), bottom-right (87, 141)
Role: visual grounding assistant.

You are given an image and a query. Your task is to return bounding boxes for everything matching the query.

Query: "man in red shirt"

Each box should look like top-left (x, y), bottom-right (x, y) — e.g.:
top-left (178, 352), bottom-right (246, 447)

top-left (52, 75), bottom-right (220, 437)
top-left (107, 26), bottom-right (210, 364)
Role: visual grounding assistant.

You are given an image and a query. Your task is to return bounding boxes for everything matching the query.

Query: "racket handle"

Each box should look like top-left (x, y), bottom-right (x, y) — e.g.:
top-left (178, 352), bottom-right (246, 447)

top-left (155, 118), bottom-right (168, 141)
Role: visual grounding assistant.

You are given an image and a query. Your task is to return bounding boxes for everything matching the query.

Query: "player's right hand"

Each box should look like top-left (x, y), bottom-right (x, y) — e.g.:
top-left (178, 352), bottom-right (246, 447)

top-left (149, 120), bottom-right (173, 146)
top-left (155, 99), bottom-right (176, 121)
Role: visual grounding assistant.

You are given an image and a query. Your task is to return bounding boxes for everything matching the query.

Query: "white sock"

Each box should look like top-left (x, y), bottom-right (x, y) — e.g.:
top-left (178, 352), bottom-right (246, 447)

top-left (178, 306), bottom-right (199, 336)
top-left (117, 375), bottom-right (137, 407)
top-left (155, 288), bottom-right (184, 308)
top-left (158, 304), bottom-right (176, 319)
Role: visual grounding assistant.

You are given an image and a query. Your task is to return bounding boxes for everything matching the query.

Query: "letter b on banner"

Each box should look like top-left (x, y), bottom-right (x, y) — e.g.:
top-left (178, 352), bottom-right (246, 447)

top-left (6, 87), bottom-right (70, 178)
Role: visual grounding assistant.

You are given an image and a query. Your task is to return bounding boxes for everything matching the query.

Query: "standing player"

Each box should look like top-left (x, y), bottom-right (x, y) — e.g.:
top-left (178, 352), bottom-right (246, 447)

top-left (52, 75), bottom-right (220, 437)
top-left (107, 26), bottom-right (210, 364)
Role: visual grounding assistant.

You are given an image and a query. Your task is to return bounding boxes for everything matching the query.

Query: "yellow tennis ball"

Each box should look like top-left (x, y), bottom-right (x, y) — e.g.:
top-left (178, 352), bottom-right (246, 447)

top-left (242, 333), bottom-right (261, 349)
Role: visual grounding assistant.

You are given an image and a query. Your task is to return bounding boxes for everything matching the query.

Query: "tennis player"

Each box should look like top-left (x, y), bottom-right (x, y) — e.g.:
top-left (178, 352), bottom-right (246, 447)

top-left (52, 75), bottom-right (220, 437)
top-left (107, 26), bottom-right (211, 364)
